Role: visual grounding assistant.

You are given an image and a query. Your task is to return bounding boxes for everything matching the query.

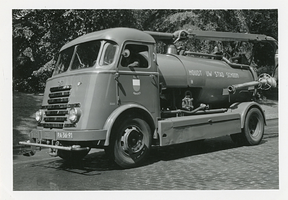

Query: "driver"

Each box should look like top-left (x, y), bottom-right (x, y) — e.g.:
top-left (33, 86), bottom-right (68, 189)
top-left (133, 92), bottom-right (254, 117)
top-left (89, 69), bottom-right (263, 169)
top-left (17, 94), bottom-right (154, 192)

top-left (123, 51), bottom-right (140, 67)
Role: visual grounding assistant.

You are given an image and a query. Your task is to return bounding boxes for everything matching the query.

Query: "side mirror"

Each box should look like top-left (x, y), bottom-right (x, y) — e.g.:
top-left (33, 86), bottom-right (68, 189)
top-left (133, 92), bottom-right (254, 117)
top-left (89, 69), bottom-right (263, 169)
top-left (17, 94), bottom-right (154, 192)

top-left (122, 49), bottom-right (130, 58)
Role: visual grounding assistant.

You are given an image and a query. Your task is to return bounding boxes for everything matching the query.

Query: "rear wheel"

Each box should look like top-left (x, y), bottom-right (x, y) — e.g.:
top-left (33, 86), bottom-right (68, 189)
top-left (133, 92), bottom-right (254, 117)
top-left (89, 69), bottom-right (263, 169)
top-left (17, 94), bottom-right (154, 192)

top-left (108, 115), bottom-right (152, 168)
top-left (231, 107), bottom-right (264, 145)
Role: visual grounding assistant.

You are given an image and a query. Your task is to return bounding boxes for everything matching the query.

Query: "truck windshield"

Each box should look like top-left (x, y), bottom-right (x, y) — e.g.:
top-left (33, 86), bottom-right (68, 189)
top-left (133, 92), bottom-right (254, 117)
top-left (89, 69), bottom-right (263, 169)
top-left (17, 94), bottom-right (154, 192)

top-left (53, 46), bottom-right (74, 75)
top-left (53, 40), bottom-right (101, 75)
top-left (71, 40), bottom-right (101, 70)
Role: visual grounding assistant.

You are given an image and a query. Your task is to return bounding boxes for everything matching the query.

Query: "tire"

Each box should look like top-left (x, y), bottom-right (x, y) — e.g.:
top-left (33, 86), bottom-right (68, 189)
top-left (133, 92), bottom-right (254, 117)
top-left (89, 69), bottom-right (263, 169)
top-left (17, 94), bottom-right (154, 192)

top-left (58, 149), bottom-right (90, 161)
top-left (230, 107), bottom-right (264, 145)
top-left (109, 116), bottom-right (152, 168)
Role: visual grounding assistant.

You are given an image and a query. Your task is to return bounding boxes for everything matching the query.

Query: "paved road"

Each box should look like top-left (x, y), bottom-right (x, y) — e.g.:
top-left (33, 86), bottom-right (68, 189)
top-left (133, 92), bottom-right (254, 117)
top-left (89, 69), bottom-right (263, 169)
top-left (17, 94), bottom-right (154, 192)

top-left (13, 119), bottom-right (278, 190)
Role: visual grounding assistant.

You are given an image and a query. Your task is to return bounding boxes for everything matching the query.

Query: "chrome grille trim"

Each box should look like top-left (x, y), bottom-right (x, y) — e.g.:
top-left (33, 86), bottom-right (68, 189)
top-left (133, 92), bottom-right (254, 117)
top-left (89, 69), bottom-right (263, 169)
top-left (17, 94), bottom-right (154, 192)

top-left (64, 124), bottom-right (76, 128)
top-left (47, 97), bottom-right (69, 104)
top-left (50, 85), bottom-right (71, 92)
top-left (42, 123), bottom-right (64, 129)
top-left (45, 110), bottom-right (68, 116)
top-left (41, 103), bottom-right (80, 110)
top-left (44, 117), bottom-right (67, 122)
top-left (49, 91), bottom-right (70, 98)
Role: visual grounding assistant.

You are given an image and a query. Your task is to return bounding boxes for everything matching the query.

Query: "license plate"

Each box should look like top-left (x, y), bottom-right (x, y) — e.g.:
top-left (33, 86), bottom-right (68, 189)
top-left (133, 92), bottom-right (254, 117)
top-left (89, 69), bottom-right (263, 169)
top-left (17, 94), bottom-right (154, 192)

top-left (57, 132), bottom-right (73, 139)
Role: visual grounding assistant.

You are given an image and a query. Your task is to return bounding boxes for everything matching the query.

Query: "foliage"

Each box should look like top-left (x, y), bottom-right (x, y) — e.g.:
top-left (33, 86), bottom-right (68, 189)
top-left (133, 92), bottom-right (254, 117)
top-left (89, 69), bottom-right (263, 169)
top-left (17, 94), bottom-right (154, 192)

top-left (13, 9), bottom-right (278, 92)
top-left (13, 9), bottom-right (138, 92)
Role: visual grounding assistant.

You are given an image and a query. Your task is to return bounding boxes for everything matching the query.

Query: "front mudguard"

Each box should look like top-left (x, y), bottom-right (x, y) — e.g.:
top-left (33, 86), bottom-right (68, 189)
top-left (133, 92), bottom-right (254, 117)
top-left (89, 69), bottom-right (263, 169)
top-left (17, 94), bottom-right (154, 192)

top-left (103, 103), bottom-right (155, 146)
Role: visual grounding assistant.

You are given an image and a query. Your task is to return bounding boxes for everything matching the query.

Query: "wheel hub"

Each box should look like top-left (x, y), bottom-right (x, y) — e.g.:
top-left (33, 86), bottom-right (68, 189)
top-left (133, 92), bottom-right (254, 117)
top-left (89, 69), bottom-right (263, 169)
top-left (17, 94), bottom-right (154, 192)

top-left (121, 126), bottom-right (144, 154)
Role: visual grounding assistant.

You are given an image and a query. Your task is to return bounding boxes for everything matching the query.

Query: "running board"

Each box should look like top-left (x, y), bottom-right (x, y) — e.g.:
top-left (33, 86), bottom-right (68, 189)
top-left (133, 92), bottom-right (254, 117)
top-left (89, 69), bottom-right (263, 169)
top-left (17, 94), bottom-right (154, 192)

top-left (158, 112), bottom-right (241, 146)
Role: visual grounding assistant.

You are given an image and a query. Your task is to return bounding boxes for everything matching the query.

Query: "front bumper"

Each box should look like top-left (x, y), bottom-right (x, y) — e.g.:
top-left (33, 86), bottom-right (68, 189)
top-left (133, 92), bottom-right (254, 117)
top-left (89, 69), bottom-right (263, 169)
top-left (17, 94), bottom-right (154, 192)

top-left (19, 140), bottom-right (90, 151)
top-left (19, 128), bottom-right (107, 153)
top-left (29, 128), bottom-right (107, 141)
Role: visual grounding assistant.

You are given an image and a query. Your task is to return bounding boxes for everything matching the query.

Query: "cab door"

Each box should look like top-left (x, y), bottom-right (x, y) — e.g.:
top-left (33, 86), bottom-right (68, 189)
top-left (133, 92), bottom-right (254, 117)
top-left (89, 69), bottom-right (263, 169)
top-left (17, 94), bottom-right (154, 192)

top-left (116, 43), bottom-right (159, 114)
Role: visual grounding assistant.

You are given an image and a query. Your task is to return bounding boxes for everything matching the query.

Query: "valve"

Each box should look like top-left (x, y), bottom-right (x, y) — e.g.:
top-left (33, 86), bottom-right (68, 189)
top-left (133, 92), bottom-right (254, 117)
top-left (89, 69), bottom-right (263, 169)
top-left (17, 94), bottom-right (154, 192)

top-left (258, 73), bottom-right (277, 90)
top-left (182, 90), bottom-right (193, 111)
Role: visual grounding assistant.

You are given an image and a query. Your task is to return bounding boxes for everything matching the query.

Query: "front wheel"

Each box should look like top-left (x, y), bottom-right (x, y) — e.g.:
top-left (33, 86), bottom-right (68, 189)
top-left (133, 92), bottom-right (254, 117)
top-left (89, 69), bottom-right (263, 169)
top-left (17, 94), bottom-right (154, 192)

top-left (109, 116), bottom-right (152, 168)
top-left (231, 107), bottom-right (264, 145)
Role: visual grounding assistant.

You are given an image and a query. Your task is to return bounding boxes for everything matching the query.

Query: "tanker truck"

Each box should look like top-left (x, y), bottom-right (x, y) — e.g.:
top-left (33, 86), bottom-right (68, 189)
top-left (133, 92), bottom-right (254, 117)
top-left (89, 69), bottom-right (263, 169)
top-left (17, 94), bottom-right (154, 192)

top-left (19, 27), bottom-right (278, 168)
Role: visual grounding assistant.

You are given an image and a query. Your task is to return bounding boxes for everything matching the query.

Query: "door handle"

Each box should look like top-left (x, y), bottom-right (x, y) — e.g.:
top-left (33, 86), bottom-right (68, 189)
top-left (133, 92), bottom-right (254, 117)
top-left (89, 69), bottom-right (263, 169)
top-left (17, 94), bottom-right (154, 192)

top-left (114, 72), bottom-right (120, 82)
top-left (150, 74), bottom-right (158, 87)
top-left (150, 74), bottom-right (156, 81)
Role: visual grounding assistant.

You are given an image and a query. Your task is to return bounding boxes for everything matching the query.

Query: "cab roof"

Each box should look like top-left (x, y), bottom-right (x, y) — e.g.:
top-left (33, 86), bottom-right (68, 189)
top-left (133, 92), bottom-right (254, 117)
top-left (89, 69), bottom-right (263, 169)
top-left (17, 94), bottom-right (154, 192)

top-left (60, 27), bottom-right (155, 51)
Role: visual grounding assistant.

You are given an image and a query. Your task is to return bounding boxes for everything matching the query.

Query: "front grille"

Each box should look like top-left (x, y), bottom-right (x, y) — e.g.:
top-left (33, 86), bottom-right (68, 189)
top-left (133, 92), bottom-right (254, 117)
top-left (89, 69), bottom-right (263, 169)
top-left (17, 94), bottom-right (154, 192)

top-left (39, 85), bottom-right (79, 129)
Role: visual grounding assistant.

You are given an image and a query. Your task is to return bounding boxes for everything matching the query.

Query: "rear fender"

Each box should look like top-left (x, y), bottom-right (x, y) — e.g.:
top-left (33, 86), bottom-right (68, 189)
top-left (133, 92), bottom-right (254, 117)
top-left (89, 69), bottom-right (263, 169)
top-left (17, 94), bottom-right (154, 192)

top-left (229, 102), bottom-right (266, 128)
top-left (103, 104), bottom-right (155, 146)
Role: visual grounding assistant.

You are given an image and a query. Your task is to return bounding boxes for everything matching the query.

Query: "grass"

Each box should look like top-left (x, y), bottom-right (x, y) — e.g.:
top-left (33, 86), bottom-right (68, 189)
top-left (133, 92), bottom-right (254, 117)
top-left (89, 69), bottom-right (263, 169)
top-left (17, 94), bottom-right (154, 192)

top-left (13, 92), bottom-right (43, 146)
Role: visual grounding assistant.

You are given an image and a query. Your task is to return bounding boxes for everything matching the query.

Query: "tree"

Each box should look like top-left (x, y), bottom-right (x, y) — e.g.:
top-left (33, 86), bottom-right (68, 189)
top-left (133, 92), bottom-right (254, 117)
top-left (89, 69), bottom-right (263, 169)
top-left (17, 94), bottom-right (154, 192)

top-left (243, 9), bottom-right (278, 40)
top-left (13, 9), bottom-right (138, 92)
top-left (13, 9), bottom-right (278, 92)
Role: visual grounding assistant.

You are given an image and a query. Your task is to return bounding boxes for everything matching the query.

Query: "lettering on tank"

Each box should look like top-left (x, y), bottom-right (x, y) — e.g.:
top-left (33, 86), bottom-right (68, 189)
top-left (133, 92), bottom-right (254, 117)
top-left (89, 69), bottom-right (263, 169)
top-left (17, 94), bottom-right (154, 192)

top-left (206, 71), bottom-right (213, 77)
top-left (188, 70), bottom-right (202, 76)
top-left (189, 70), bottom-right (240, 79)
top-left (225, 72), bottom-right (240, 78)
top-left (214, 71), bottom-right (225, 78)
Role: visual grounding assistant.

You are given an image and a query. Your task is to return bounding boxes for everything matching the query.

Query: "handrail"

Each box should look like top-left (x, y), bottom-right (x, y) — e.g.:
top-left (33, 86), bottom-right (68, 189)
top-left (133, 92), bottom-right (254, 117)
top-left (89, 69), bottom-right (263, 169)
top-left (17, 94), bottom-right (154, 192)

top-left (221, 57), bottom-right (250, 70)
top-left (185, 51), bottom-right (251, 70)
top-left (184, 51), bottom-right (223, 59)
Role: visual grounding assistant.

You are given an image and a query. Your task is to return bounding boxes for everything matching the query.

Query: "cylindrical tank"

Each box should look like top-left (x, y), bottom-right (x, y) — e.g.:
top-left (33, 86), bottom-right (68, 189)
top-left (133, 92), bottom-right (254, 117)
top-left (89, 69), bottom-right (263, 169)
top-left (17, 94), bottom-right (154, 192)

top-left (157, 53), bottom-right (257, 108)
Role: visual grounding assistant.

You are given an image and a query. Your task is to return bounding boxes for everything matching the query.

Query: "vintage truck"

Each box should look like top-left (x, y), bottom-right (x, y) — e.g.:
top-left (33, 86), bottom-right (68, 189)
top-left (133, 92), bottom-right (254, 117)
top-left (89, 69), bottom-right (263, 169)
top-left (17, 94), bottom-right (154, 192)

top-left (20, 27), bottom-right (278, 168)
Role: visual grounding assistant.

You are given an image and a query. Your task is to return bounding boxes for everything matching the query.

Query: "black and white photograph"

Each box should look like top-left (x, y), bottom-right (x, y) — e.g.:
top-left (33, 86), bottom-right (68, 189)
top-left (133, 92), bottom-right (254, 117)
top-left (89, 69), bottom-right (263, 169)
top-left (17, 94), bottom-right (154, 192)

top-left (1, 1), bottom-right (287, 199)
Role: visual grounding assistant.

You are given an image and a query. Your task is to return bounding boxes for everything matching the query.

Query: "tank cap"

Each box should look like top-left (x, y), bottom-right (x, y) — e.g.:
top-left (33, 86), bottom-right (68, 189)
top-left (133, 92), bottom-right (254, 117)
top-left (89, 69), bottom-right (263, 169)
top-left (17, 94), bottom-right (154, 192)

top-left (166, 45), bottom-right (177, 54)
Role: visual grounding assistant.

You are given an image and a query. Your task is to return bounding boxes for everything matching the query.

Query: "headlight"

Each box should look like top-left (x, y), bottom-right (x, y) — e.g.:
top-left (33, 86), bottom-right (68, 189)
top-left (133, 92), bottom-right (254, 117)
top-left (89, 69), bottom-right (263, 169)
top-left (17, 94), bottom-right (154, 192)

top-left (35, 110), bottom-right (44, 122)
top-left (68, 108), bottom-right (81, 123)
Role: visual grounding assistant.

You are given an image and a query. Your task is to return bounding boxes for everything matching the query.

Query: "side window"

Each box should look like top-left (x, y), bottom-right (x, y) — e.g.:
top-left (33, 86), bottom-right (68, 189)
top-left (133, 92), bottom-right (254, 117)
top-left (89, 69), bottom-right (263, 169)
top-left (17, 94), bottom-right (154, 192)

top-left (120, 44), bottom-right (149, 68)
